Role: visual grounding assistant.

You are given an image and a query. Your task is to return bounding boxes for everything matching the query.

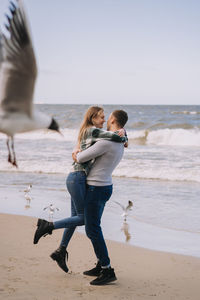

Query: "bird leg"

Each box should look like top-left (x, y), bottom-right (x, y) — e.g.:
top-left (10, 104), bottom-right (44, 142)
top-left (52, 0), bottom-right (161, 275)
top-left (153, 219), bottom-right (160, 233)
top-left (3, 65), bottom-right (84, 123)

top-left (6, 138), bottom-right (13, 164)
top-left (11, 137), bottom-right (18, 168)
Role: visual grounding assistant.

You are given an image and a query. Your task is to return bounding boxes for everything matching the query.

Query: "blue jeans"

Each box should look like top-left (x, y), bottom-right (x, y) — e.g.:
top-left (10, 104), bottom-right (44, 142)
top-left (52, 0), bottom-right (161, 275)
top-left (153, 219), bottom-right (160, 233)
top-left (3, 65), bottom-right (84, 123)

top-left (53, 171), bottom-right (86, 248)
top-left (84, 184), bottom-right (113, 267)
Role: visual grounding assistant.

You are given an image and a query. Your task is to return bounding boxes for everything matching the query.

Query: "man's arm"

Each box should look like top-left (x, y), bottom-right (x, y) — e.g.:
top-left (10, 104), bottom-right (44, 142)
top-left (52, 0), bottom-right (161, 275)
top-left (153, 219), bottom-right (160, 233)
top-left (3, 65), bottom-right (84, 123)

top-left (76, 140), bottom-right (108, 163)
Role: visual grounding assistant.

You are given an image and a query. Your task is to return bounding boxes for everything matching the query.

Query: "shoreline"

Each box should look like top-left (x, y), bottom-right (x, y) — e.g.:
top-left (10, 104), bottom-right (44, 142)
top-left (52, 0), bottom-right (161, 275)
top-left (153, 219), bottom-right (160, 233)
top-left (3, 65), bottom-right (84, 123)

top-left (0, 170), bottom-right (200, 259)
top-left (2, 210), bottom-right (200, 260)
top-left (1, 213), bottom-right (200, 300)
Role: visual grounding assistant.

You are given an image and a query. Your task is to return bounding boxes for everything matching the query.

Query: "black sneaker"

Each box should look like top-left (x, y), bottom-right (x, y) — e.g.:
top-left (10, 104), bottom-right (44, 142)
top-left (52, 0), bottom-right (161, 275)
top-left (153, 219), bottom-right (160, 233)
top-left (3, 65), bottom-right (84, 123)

top-left (83, 261), bottom-right (102, 276)
top-left (90, 267), bottom-right (117, 285)
top-left (50, 246), bottom-right (69, 273)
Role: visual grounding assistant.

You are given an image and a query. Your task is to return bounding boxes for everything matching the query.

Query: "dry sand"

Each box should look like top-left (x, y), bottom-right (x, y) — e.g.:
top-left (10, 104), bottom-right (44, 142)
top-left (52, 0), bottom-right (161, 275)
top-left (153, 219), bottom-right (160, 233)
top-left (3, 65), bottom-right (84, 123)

top-left (0, 213), bottom-right (200, 300)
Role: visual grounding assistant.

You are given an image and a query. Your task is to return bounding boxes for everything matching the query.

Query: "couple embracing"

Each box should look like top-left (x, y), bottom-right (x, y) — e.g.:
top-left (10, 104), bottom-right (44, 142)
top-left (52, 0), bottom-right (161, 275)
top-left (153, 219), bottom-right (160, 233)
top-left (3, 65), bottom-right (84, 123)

top-left (33, 106), bottom-right (128, 286)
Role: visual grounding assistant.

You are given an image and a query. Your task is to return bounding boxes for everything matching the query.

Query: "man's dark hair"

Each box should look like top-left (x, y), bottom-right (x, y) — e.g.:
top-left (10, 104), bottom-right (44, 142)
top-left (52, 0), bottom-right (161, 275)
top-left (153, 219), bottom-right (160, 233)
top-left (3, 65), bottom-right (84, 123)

top-left (112, 110), bottom-right (128, 128)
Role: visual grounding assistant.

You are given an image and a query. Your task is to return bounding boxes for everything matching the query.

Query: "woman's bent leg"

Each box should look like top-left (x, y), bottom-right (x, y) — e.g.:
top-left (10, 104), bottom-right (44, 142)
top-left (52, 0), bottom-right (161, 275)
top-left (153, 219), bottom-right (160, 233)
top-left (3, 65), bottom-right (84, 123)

top-left (50, 172), bottom-right (86, 273)
top-left (53, 171), bottom-right (86, 248)
top-left (59, 199), bottom-right (76, 248)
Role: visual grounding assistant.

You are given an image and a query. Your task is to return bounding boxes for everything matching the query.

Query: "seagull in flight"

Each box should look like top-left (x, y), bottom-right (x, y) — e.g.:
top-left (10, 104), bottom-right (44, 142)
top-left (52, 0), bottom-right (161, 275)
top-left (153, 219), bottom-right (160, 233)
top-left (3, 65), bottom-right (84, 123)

top-left (0, 0), bottom-right (60, 167)
top-left (114, 200), bottom-right (133, 222)
top-left (43, 204), bottom-right (60, 221)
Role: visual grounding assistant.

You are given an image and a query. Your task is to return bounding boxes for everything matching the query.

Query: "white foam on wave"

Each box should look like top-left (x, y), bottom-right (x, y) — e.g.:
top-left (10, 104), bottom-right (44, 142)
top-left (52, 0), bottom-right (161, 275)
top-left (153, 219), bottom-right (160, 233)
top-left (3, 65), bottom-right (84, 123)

top-left (0, 148), bottom-right (199, 183)
top-left (172, 111), bottom-right (200, 115)
top-left (147, 128), bottom-right (200, 146)
top-left (1, 159), bottom-right (198, 183)
top-left (0, 128), bottom-right (78, 142)
top-left (0, 159), bottom-right (73, 175)
top-left (1, 127), bottom-right (199, 147)
top-left (113, 159), bottom-right (200, 183)
top-left (127, 128), bottom-right (200, 146)
top-left (0, 126), bottom-right (199, 183)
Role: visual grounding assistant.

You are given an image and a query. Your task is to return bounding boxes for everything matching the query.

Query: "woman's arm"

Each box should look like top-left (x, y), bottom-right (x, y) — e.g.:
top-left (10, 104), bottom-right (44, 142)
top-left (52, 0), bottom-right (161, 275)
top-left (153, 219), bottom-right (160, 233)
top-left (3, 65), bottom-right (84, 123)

top-left (91, 128), bottom-right (127, 143)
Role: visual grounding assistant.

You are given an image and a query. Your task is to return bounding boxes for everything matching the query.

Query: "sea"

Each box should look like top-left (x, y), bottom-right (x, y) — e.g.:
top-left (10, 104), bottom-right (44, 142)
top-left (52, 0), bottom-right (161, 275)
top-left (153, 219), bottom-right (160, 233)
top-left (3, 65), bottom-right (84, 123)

top-left (0, 104), bottom-right (200, 257)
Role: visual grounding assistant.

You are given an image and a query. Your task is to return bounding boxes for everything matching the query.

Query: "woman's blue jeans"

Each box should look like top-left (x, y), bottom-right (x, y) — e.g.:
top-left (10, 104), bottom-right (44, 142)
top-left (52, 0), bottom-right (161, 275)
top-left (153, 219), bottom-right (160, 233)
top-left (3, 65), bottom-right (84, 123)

top-left (53, 171), bottom-right (86, 248)
top-left (84, 184), bottom-right (113, 267)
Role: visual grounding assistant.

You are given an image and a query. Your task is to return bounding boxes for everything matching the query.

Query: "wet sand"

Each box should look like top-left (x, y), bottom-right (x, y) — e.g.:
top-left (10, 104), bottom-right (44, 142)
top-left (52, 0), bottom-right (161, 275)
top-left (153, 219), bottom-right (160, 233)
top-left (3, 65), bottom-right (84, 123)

top-left (0, 213), bottom-right (200, 300)
top-left (1, 171), bottom-right (199, 258)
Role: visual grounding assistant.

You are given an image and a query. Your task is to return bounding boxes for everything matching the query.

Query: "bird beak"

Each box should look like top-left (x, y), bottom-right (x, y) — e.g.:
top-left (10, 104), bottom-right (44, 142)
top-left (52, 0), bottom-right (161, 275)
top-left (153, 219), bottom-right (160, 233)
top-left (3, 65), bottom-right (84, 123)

top-left (58, 129), bottom-right (64, 137)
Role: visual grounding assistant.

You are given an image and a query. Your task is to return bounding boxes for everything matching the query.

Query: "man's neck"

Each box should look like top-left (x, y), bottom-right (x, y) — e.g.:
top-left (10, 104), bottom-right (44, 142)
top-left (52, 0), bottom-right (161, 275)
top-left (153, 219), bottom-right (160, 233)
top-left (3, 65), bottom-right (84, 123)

top-left (109, 125), bottom-right (121, 132)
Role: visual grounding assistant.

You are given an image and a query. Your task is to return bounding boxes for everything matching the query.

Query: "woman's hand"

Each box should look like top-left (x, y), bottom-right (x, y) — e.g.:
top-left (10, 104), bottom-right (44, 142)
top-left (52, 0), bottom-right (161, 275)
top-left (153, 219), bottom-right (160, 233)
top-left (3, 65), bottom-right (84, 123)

top-left (117, 128), bottom-right (126, 137)
top-left (117, 128), bottom-right (128, 148)
top-left (72, 148), bottom-right (80, 162)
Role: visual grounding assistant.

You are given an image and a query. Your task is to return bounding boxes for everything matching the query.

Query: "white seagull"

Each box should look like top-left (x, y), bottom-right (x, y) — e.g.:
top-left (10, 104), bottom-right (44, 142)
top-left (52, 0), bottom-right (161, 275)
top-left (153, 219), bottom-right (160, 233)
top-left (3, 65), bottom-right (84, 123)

top-left (24, 192), bottom-right (32, 202)
top-left (24, 192), bottom-right (32, 209)
top-left (24, 184), bottom-right (32, 193)
top-left (43, 204), bottom-right (59, 221)
top-left (0, 0), bottom-right (60, 167)
top-left (121, 221), bottom-right (131, 242)
top-left (114, 200), bottom-right (133, 222)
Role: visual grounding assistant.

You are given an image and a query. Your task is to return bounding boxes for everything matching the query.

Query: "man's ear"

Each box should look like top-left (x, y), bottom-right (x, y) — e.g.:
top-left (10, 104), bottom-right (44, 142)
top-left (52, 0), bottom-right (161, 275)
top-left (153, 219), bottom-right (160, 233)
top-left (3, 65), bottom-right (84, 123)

top-left (111, 116), bottom-right (116, 124)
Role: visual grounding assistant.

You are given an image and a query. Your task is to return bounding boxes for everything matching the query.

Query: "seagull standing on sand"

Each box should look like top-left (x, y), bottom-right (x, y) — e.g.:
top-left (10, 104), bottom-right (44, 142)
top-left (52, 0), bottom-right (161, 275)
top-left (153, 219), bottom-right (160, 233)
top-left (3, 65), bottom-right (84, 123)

top-left (114, 200), bottom-right (133, 222)
top-left (24, 184), bottom-right (32, 194)
top-left (24, 192), bottom-right (32, 203)
top-left (24, 184), bottom-right (32, 209)
top-left (0, 0), bottom-right (60, 167)
top-left (24, 192), bottom-right (32, 209)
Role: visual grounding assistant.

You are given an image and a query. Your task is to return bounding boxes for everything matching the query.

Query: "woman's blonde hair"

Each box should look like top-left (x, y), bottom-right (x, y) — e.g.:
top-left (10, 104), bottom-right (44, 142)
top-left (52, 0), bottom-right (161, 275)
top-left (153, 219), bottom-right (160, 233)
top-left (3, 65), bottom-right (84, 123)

top-left (77, 106), bottom-right (103, 144)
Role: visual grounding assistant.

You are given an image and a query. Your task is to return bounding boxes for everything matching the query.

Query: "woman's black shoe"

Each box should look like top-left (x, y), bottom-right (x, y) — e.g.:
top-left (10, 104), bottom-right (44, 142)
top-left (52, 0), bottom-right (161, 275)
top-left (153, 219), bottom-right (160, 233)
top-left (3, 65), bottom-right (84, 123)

top-left (50, 246), bottom-right (69, 273)
top-left (33, 219), bottom-right (54, 244)
top-left (83, 261), bottom-right (102, 276)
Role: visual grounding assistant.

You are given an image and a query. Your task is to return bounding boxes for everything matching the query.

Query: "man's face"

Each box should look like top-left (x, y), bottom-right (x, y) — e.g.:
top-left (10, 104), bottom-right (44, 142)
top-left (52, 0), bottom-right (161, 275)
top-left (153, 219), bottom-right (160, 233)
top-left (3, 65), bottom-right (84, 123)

top-left (92, 110), bottom-right (105, 129)
top-left (107, 113), bottom-right (113, 130)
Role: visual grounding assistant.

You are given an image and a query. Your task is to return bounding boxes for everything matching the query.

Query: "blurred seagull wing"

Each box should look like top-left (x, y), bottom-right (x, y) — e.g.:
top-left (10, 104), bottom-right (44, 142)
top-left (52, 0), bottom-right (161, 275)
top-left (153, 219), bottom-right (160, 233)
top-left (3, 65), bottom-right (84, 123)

top-left (0, 0), bottom-right (37, 116)
top-left (114, 201), bottom-right (125, 211)
top-left (0, 32), bottom-right (3, 66)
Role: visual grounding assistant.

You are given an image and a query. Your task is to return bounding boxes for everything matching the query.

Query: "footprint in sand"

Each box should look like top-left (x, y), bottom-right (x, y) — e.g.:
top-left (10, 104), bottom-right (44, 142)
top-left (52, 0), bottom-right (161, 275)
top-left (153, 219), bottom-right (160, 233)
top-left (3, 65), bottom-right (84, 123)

top-left (0, 265), bottom-right (15, 272)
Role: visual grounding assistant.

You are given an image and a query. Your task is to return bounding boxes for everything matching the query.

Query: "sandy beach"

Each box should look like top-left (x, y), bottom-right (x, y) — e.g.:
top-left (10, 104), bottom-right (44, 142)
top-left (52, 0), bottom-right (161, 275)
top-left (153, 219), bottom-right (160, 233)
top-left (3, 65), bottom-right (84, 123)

top-left (0, 213), bottom-right (199, 300)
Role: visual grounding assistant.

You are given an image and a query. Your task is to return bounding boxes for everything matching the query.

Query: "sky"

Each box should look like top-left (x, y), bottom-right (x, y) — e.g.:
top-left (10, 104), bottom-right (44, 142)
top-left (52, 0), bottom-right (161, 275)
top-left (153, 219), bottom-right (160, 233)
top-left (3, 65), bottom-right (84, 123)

top-left (0, 0), bottom-right (200, 105)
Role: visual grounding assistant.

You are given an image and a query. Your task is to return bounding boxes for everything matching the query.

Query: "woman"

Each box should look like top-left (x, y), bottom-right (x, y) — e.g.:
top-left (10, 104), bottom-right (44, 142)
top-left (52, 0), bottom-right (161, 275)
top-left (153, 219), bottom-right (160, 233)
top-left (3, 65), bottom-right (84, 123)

top-left (33, 106), bottom-right (127, 273)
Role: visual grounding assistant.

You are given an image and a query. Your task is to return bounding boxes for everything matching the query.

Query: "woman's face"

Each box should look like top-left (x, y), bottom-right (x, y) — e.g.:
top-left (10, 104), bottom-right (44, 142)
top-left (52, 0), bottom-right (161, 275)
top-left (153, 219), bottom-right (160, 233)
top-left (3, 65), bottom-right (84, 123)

top-left (92, 110), bottom-right (105, 128)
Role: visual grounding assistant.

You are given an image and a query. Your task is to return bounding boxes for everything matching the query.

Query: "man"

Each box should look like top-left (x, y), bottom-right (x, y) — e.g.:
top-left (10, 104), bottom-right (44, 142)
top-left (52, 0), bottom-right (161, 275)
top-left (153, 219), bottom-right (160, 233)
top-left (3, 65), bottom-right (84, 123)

top-left (75, 110), bottom-right (128, 286)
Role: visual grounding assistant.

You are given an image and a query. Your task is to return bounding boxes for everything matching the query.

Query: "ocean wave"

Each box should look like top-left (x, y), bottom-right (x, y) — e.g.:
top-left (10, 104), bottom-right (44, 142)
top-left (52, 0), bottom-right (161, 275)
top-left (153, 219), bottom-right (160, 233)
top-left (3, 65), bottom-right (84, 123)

top-left (1, 127), bottom-right (200, 147)
top-left (0, 162), bottom-right (199, 183)
top-left (127, 128), bottom-right (200, 146)
top-left (0, 128), bottom-right (78, 142)
top-left (138, 122), bottom-right (196, 131)
top-left (168, 123), bottom-right (195, 129)
top-left (171, 111), bottom-right (200, 115)
top-left (129, 121), bottom-right (147, 129)
top-left (0, 148), bottom-right (199, 183)
top-left (113, 160), bottom-right (200, 183)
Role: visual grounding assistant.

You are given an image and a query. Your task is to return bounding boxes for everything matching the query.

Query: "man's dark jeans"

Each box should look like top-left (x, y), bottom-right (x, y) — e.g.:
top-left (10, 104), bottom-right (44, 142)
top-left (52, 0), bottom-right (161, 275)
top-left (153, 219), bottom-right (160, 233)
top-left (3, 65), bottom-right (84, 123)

top-left (84, 184), bottom-right (113, 267)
